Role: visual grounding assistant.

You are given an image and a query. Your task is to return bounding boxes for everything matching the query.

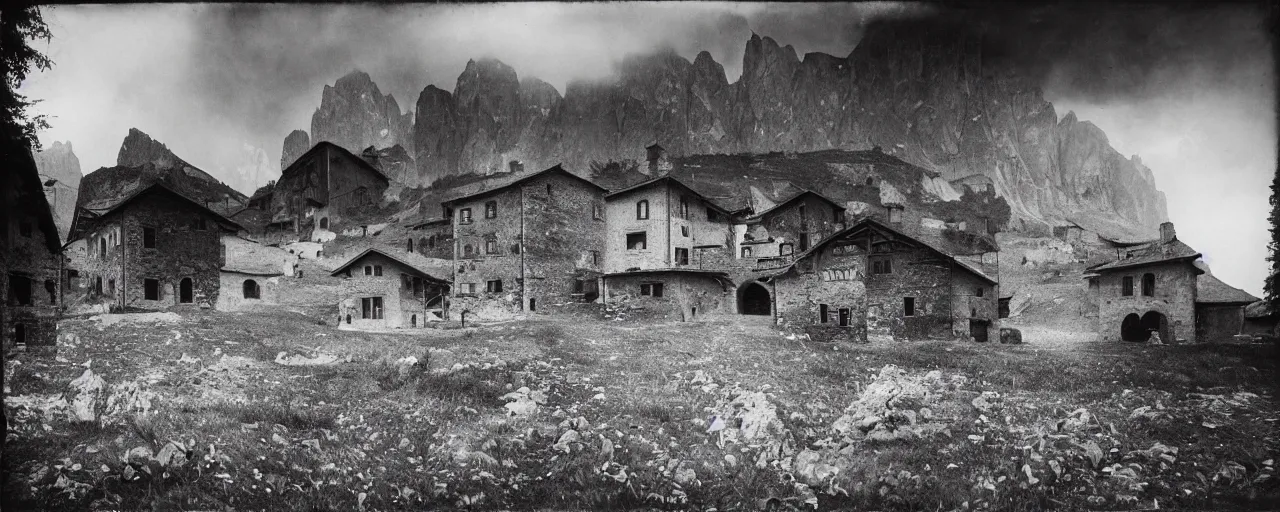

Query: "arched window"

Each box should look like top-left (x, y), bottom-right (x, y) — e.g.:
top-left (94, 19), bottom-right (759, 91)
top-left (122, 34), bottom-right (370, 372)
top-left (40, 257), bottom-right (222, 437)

top-left (243, 279), bottom-right (260, 299)
top-left (1141, 273), bottom-right (1155, 296)
top-left (319, 217), bottom-right (329, 229)
top-left (636, 200), bottom-right (649, 220)
top-left (407, 238), bottom-right (414, 253)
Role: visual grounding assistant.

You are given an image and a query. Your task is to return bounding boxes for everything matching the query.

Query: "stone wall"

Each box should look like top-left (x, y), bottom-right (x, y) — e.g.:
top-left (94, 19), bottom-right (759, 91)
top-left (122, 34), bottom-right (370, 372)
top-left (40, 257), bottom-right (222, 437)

top-left (118, 193), bottom-right (227, 310)
top-left (1195, 304), bottom-right (1245, 342)
top-left (949, 267), bottom-right (999, 339)
top-left (603, 272), bottom-right (733, 321)
top-left (409, 221), bottom-right (453, 260)
top-left (64, 224), bottom-right (125, 313)
top-left (865, 247), bottom-right (955, 340)
top-left (2, 200), bottom-right (62, 347)
top-left (1096, 261), bottom-right (1198, 343)
top-left (333, 252), bottom-right (439, 329)
top-left (604, 185), bottom-right (671, 272)
top-left (774, 240), bottom-right (869, 342)
top-left (216, 272), bottom-right (281, 311)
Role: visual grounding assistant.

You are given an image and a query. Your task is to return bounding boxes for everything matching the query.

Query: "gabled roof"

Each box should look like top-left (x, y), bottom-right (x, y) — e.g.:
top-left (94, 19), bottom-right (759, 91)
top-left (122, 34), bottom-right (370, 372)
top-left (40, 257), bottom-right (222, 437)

top-left (743, 189), bottom-right (845, 222)
top-left (283, 141), bottom-right (389, 183)
top-left (330, 247), bottom-right (449, 284)
top-left (603, 175), bottom-right (732, 215)
top-left (14, 146), bottom-right (62, 252)
top-left (1091, 237), bottom-right (1202, 273)
top-left (441, 164), bottom-right (605, 206)
top-left (1196, 273), bottom-right (1259, 305)
top-left (776, 216), bottom-right (998, 285)
top-left (67, 182), bottom-right (243, 243)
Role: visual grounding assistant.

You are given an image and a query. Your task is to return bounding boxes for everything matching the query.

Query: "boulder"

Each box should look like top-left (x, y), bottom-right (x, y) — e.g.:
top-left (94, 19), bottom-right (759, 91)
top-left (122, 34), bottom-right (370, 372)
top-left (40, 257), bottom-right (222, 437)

top-left (65, 369), bottom-right (106, 423)
top-left (1000, 327), bottom-right (1023, 344)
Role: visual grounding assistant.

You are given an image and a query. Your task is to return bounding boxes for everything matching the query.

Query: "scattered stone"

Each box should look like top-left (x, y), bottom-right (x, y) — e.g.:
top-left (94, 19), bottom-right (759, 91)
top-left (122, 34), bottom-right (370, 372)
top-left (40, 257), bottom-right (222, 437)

top-left (832, 365), bottom-right (950, 441)
top-left (65, 369), bottom-right (106, 423)
top-left (1000, 327), bottom-right (1023, 344)
top-left (274, 351), bottom-right (341, 366)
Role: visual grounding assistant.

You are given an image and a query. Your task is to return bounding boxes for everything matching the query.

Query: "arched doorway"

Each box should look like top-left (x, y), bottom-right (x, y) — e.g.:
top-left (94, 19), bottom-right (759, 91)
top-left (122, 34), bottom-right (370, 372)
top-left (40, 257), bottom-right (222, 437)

top-left (1141, 311), bottom-right (1171, 343)
top-left (1121, 313), bottom-right (1146, 341)
top-left (738, 282), bottom-right (771, 316)
top-left (179, 278), bottom-right (193, 303)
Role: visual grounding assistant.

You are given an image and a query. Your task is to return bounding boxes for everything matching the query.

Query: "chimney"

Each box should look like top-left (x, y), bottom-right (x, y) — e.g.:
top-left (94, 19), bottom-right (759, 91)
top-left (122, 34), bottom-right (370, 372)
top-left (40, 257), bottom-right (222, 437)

top-left (508, 160), bottom-right (524, 174)
top-left (646, 143), bottom-right (671, 177)
top-left (1159, 221), bottom-right (1176, 243)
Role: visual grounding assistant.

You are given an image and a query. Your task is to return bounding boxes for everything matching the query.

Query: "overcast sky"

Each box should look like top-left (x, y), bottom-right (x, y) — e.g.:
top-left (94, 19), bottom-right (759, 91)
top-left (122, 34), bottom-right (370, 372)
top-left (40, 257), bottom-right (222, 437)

top-left (19, 2), bottom-right (1275, 296)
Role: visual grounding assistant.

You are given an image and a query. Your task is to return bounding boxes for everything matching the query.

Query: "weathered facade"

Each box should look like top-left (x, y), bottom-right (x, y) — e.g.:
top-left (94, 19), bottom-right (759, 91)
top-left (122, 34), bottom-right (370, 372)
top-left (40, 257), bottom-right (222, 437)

top-left (331, 248), bottom-right (449, 329)
top-left (603, 269), bottom-right (735, 321)
top-left (1194, 273), bottom-right (1259, 342)
top-left (603, 176), bottom-right (734, 274)
top-left (772, 218), bottom-right (998, 342)
top-left (731, 190), bottom-right (847, 278)
top-left (408, 219), bottom-right (453, 260)
top-left (443, 165), bottom-right (607, 320)
top-left (64, 184), bottom-right (241, 311)
top-left (3, 148), bottom-right (64, 347)
top-left (1089, 222), bottom-right (1205, 344)
top-left (267, 142), bottom-right (390, 234)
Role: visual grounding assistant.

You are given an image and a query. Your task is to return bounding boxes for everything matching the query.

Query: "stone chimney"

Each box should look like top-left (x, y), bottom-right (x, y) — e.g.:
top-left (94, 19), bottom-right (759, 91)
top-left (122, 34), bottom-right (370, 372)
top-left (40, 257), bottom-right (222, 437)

top-left (508, 160), bottom-right (524, 174)
top-left (1159, 221), bottom-right (1176, 243)
top-left (646, 143), bottom-right (671, 177)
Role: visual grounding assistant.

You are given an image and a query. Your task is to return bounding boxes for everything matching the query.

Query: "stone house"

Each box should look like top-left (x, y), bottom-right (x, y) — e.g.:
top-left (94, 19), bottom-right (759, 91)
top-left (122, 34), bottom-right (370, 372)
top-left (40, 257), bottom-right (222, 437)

top-left (3, 148), bottom-right (64, 348)
top-left (770, 217), bottom-right (999, 342)
top-left (64, 183), bottom-right (242, 311)
top-left (1086, 222), bottom-right (1205, 343)
top-left (407, 218), bottom-right (453, 260)
top-left (442, 165), bottom-right (607, 319)
top-left (217, 265), bottom-right (284, 311)
top-left (266, 141), bottom-right (390, 235)
top-left (731, 189), bottom-right (847, 275)
top-left (602, 175), bottom-right (734, 275)
top-left (330, 248), bottom-right (450, 329)
top-left (1194, 273), bottom-right (1259, 342)
top-left (602, 269), bottom-right (735, 321)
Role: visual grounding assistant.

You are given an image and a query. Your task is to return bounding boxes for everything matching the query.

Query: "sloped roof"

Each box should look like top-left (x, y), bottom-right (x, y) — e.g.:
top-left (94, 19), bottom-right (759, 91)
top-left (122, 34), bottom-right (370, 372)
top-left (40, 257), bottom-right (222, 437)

top-left (441, 164), bottom-right (604, 206)
top-left (743, 189), bottom-right (845, 222)
top-left (603, 268), bottom-right (734, 287)
top-left (1092, 237), bottom-right (1202, 272)
top-left (283, 141), bottom-right (389, 183)
top-left (330, 247), bottom-right (449, 284)
top-left (1196, 273), bottom-right (1259, 305)
top-left (222, 263), bottom-right (284, 276)
top-left (777, 216), bottom-right (998, 285)
top-left (14, 145), bottom-right (62, 252)
top-left (68, 182), bottom-right (243, 243)
top-left (1245, 300), bottom-right (1275, 319)
top-left (604, 175), bottom-right (733, 215)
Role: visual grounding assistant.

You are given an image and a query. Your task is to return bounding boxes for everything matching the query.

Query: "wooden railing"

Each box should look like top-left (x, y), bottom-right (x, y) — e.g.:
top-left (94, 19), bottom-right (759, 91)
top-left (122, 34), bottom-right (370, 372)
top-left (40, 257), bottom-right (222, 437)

top-left (753, 254), bottom-right (795, 271)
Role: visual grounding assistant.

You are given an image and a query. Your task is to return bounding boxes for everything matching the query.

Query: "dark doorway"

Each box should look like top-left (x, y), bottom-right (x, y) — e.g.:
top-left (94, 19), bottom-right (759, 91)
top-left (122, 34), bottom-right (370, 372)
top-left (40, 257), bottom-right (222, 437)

top-left (1121, 313), bottom-right (1146, 341)
top-left (1141, 311), bottom-right (1171, 343)
top-left (838, 308), bottom-right (851, 326)
top-left (970, 319), bottom-right (989, 342)
top-left (529, 298), bottom-right (536, 312)
top-left (739, 282), bottom-right (771, 315)
top-left (179, 278), bottom-right (193, 303)
top-left (411, 314), bottom-right (417, 327)
top-left (15, 323), bottom-right (25, 345)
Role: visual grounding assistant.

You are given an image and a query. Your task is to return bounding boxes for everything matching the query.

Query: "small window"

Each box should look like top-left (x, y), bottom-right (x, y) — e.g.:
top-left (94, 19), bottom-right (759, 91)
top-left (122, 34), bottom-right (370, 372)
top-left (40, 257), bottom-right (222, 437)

top-left (484, 201), bottom-right (497, 219)
top-left (243, 279), bottom-right (260, 299)
top-left (144, 279), bottom-right (160, 300)
top-left (627, 232), bottom-right (648, 250)
top-left (799, 233), bottom-right (810, 252)
top-left (100, 239), bottom-right (107, 260)
top-left (143, 227), bottom-right (157, 248)
top-left (374, 265), bottom-right (383, 277)
top-left (838, 308), bottom-right (850, 327)
top-left (422, 236), bottom-right (431, 250)
top-left (464, 244), bottom-right (475, 257)
top-left (741, 246), bottom-right (752, 258)
top-left (640, 282), bottom-right (664, 297)
top-left (1122, 276), bottom-right (1134, 296)
top-left (1141, 273), bottom-right (1155, 296)
top-left (511, 244), bottom-right (521, 254)
top-left (408, 238), bottom-right (414, 253)
top-left (675, 248), bottom-right (689, 266)
top-left (487, 280), bottom-right (503, 293)
top-left (573, 279), bottom-right (585, 293)
top-left (361, 297), bottom-right (384, 319)
top-left (460, 283), bottom-right (477, 294)
top-left (591, 250), bottom-right (600, 266)
top-left (9, 274), bottom-right (32, 305)
top-left (636, 200), bottom-right (649, 220)
top-left (46, 280), bottom-right (56, 305)
top-left (798, 204), bottom-right (807, 222)
top-left (486, 240), bottom-right (498, 254)
top-left (819, 304), bottom-right (829, 323)
top-left (459, 208), bottom-right (473, 224)
top-left (888, 207), bottom-right (903, 224)
top-left (870, 255), bottom-right (893, 274)
top-left (593, 204), bottom-right (603, 220)
top-left (707, 208), bottom-right (721, 222)
top-left (834, 209), bottom-right (845, 224)
top-left (195, 218), bottom-right (208, 231)
top-left (320, 217), bottom-right (329, 229)
top-left (975, 287), bottom-right (984, 298)
top-left (546, 184), bottom-right (552, 195)
top-left (681, 225), bottom-right (689, 237)
top-left (364, 265), bottom-right (373, 276)
top-left (106, 278), bottom-right (114, 296)
top-left (780, 243), bottom-right (794, 256)
top-left (14, 323), bottom-right (25, 345)
top-left (904, 297), bottom-right (915, 317)
top-left (679, 197), bottom-right (689, 219)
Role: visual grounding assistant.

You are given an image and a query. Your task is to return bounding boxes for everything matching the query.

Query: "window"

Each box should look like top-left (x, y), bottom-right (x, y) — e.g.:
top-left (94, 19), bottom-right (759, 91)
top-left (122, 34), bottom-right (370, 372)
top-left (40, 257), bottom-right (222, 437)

top-left (19, 220), bottom-right (32, 237)
top-left (780, 243), bottom-right (794, 256)
top-left (1142, 273), bottom-right (1155, 296)
top-left (838, 308), bottom-right (851, 327)
top-left (408, 238), bottom-right (414, 253)
top-left (591, 250), bottom-right (600, 266)
top-left (9, 274), bottom-right (31, 305)
top-left (486, 240), bottom-right (498, 254)
top-left (975, 287), bottom-right (985, 298)
top-left (374, 265), bottom-right (383, 277)
top-left (675, 248), bottom-right (689, 266)
top-left (422, 237), bottom-right (431, 249)
top-left (799, 233), bottom-right (810, 252)
top-left (741, 246), bottom-right (752, 258)
top-left (364, 265), bottom-right (373, 276)
top-left (145, 279), bottom-right (160, 300)
top-left (627, 232), bottom-right (648, 250)
top-left (870, 255), bottom-right (893, 275)
top-left (460, 283), bottom-right (477, 294)
top-left (484, 201), bottom-right (497, 219)
top-left (679, 197), bottom-right (689, 219)
top-left (93, 276), bottom-right (102, 296)
top-left (641, 282), bottom-right (664, 297)
top-left (14, 323), bottom-right (25, 345)
top-left (681, 225), bottom-right (689, 237)
top-left (546, 183), bottom-right (552, 195)
top-left (100, 238), bottom-right (107, 260)
top-left (487, 280), bottom-right (503, 293)
top-left (573, 279), bottom-right (585, 293)
top-left (143, 227), bottom-right (157, 248)
top-left (320, 217), bottom-right (329, 229)
top-left (593, 204), bottom-right (603, 220)
top-left (819, 304), bottom-right (829, 323)
top-left (707, 208), bottom-right (721, 222)
top-left (904, 297), bottom-right (916, 317)
top-left (799, 204), bottom-right (807, 222)
top-left (179, 278), bottom-right (193, 303)
top-left (636, 200), bottom-right (649, 220)
top-left (888, 207), bottom-right (903, 224)
top-left (1122, 276), bottom-right (1134, 296)
top-left (361, 297), bottom-right (384, 319)
top-left (42, 279), bottom-right (54, 305)
top-left (459, 208), bottom-right (473, 224)
top-left (108, 279), bottom-right (116, 296)
top-left (511, 244), bottom-right (521, 254)
top-left (195, 218), bottom-right (208, 231)
top-left (463, 244), bottom-right (474, 257)
top-left (834, 208), bottom-right (845, 224)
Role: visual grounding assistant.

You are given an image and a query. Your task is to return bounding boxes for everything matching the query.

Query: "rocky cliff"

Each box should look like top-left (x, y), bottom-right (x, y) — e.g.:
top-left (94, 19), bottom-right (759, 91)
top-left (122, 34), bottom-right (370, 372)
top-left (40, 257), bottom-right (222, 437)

top-left (398, 21), bottom-right (1167, 233)
top-left (32, 141), bottom-right (82, 238)
top-left (307, 71), bottom-right (414, 162)
top-left (281, 129), bottom-right (310, 170)
top-left (79, 129), bottom-right (248, 217)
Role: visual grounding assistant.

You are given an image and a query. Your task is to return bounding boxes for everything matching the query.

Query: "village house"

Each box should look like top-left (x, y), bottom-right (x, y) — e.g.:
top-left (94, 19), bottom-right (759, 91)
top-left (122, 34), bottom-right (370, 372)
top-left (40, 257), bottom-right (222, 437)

top-left (406, 218), bottom-right (453, 260)
top-left (769, 217), bottom-right (999, 342)
top-left (602, 268), bottom-right (736, 321)
top-left (331, 248), bottom-right (450, 329)
top-left (442, 164), bottom-right (607, 319)
top-left (1081, 221), bottom-right (1258, 344)
top-left (64, 183), bottom-right (242, 311)
top-left (727, 190), bottom-right (848, 304)
top-left (263, 141), bottom-right (390, 235)
top-left (2, 148), bottom-right (65, 348)
top-left (215, 234), bottom-right (299, 311)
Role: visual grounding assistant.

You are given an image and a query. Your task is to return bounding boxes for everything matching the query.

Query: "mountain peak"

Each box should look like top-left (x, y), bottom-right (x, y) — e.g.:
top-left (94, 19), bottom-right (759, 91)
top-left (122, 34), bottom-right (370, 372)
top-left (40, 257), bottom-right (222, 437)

top-left (118, 128), bottom-right (186, 169)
